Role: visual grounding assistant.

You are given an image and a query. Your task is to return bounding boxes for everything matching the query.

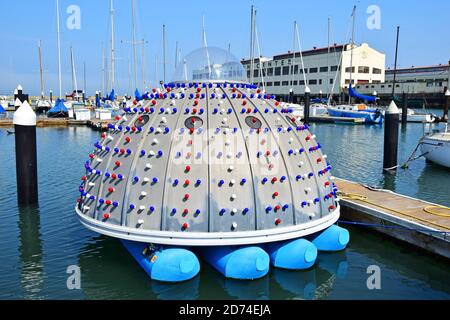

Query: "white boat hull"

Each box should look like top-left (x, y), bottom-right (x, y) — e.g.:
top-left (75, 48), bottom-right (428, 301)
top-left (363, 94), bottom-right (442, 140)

top-left (420, 136), bottom-right (450, 168)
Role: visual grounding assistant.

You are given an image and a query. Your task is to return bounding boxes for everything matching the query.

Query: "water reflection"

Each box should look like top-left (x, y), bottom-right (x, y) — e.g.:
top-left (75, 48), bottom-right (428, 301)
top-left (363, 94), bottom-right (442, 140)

top-left (272, 268), bottom-right (316, 300)
top-left (314, 252), bottom-right (349, 299)
top-left (77, 236), bottom-right (200, 299)
top-left (18, 205), bottom-right (44, 299)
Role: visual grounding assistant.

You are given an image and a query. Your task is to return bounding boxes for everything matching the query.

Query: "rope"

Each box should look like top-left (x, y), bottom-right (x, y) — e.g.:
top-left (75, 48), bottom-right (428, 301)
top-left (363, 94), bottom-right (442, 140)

top-left (337, 220), bottom-right (450, 234)
top-left (337, 191), bottom-right (450, 231)
top-left (423, 205), bottom-right (450, 218)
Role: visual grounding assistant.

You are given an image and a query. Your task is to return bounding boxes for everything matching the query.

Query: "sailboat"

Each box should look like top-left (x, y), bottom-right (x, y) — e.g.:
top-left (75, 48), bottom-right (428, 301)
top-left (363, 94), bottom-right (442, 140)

top-left (419, 122), bottom-right (450, 168)
top-left (327, 6), bottom-right (383, 124)
top-left (35, 41), bottom-right (52, 113)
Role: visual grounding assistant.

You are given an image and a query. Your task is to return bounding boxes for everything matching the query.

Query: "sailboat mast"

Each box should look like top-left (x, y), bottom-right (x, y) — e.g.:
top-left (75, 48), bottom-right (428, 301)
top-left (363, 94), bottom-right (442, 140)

top-left (392, 26), bottom-right (400, 99)
top-left (131, 0), bottom-right (138, 89)
top-left (142, 38), bottom-right (145, 90)
top-left (83, 61), bottom-right (86, 95)
top-left (102, 43), bottom-right (105, 95)
top-left (110, 0), bottom-right (115, 90)
top-left (175, 41), bottom-right (178, 71)
top-left (70, 46), bottom-right (78, 96)
top-left (163, 24), bottom-right (166, 84)
top-left (249, 5), bottom-right (254, 84)
top-left (56, 0), bottom-right (62, 98)
top-left (327, 17), bottom-right (331, 99)
top-left (291, 21), bottom-right (296, 95)
top-left (348, 5), bottom-right (356, 104)
top-left (38, 40), bottom-right (44, 98)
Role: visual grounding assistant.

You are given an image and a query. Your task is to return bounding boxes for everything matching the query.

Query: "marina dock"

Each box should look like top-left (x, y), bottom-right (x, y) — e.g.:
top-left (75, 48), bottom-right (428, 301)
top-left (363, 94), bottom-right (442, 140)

top-left (336, 178), bottom-right (450, 259)
top-left (0, 118), bottom-right (113, 130)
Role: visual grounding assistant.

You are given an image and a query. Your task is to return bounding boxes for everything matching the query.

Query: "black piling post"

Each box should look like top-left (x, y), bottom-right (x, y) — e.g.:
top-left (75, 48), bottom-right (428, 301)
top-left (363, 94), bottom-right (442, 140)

top-left (401, 92), bottom-right (408, 125)
top-left (443, 89), bottom-right (450, 122)
top-left (383, 101), bottom-right (400, 171)
top-left (13, 99), bottom-right (38, 205)
top-left (49, 90), bottom-right (53, 103)
top-left (289, 88), bottom-right (294, 103)
top-left (304, 87), bottom-right (311, 124)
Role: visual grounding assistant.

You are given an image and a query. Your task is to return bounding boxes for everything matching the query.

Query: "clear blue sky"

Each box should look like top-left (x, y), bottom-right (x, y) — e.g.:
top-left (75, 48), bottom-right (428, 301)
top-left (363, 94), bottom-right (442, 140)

top-left (0, 0), bottom-right (449, 96)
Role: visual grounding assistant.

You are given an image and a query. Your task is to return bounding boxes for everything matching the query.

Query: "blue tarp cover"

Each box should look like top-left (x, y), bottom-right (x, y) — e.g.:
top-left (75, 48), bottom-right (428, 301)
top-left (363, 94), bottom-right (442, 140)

top-left (48, 99), bottom-right (68, 114)
top-left (311, 98), bottom-right (329, 104)
top-left (108, 89), bottom-right (115, 101)
top-left (0, 104), bottom-right (5, 113)
top-left (135, 89), bottom-right (142, 101)
top-left (349, 84), bottom-right (377, 102)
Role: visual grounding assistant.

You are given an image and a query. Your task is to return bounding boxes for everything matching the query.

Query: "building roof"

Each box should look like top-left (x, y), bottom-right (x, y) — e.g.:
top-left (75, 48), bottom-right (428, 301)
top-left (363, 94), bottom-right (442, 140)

top-left (241, 44), bottom-right (346, 65)
top-left (386, 64), bottom-right (449, 75)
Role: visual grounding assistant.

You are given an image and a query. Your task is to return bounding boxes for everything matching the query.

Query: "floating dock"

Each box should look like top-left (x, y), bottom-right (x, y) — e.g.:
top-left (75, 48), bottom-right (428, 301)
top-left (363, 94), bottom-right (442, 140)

top-left (0, 118), bottom-right (113, 130)
top-left (336, 178), bottom-right (450, 259)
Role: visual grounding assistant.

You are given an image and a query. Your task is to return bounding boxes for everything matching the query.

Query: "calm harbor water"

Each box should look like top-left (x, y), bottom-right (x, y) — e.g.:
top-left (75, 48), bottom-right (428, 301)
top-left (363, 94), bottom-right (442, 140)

top-left (0, 116), bottom-right (449, 300)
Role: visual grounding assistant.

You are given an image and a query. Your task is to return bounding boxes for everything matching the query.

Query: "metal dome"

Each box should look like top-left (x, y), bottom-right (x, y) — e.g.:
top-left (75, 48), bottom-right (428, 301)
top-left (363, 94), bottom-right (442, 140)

top-left (76, 79), bottom-right (339, 246)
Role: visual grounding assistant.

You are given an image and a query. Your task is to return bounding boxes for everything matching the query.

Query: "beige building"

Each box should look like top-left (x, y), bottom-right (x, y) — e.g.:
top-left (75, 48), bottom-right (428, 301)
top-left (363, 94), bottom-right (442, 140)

top-left (241, 43), bottom-right (385, 101)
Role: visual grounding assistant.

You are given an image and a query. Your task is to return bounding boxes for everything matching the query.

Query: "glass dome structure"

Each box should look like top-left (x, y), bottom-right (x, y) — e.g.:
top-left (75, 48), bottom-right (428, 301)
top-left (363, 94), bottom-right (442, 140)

top-left (171, 47), bottom-right (247, 82)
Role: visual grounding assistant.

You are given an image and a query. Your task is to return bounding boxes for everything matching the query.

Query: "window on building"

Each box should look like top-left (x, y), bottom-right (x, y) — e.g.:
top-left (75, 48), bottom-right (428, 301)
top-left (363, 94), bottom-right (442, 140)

top-left (274, 67), bottom-right (281, 76)
top-left (282, 81), bottom-right (289, 86)
top-left (319, 79), bottom-right (322, 85)
top-left (309, 79), bottom-right (317, 85)
top-left (274, 81), bottom-right (281, 86)
top-left (373, 68), bottom-right (382, 74)
top-left (293, 80), bottom-right (298, 85)
top-left (331, 66), bottom-right (338, 72)
top-left (373, 80), bottom-right (381, 84)
top-left (320, 66), bottom-right (328, 73)
top-left (299, 80), bottom-right (305, 85)
top-left (330, 79), bottom-right (334, 84)
top-left (358, 66), bottom-right (370, 74)
top-left (345, 67), bottom-right (355, 73)
top-left (267, 68), bottom-right (273, 76)
top-left (247, 71), bottom-right (250, 78)
top-left (310, 67), bottom-right (318, 73)
top-left (345, 79), bottom-right (355, 84)
top-left (267, 82), bottom-right (273, 86)
top-left (381, 85), bottom-right (385, 88)
top-left (291, 65), bottom-right (299, 74)
top-left (282, 66), bottom-right (290, 75)
top-left (426, 81), bottom-right (434, 87)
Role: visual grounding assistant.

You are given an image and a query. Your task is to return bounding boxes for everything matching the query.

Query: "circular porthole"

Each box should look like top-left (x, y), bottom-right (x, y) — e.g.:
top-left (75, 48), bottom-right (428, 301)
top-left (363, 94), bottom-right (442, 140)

top-left (245, 116), bottom-right (262, 129)
top-left (185, 116), bottom-right (203, 129)
top-left (134, 115), bottom-right (150, 127)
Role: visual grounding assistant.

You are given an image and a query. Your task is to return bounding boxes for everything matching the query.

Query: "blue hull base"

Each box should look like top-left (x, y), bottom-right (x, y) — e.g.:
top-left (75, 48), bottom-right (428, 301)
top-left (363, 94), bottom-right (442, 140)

top-left (198, 246), bottom-right (270, 280)
top-left (328, 109), bottom-right (383, 124)
top-left (262, 238), bottom-right (317, 270)
top-left (121, 225), bottom-right (349, 282)
top-left (121, 240), bottom-right (200, 282)
top-left (310, 225), bottom-right (350, 252)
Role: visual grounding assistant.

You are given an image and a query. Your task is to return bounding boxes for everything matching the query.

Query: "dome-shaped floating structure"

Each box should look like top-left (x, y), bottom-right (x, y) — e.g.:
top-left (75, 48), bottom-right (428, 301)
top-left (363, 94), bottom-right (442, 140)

top-left (76, 47), bottom-right (349, 282)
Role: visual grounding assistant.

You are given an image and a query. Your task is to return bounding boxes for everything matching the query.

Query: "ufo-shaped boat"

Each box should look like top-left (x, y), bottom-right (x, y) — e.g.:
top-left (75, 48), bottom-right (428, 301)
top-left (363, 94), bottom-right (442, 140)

top-left (76, 47), bottom-right (349, 282)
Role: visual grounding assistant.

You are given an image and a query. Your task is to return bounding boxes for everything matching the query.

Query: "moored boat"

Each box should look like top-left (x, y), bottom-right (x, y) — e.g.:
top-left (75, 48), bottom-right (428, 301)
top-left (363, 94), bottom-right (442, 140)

top-left (420, 124), bottom-right (450, 168)
top-left (47, 99), bottom-right (69, 118)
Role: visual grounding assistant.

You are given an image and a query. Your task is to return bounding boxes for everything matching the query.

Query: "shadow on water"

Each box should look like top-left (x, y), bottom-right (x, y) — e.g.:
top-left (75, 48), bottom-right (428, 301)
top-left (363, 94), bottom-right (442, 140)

top-left (345, 225), bottom-right (450, 297)
top-left (18, 205), bottom-right (44, 299)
